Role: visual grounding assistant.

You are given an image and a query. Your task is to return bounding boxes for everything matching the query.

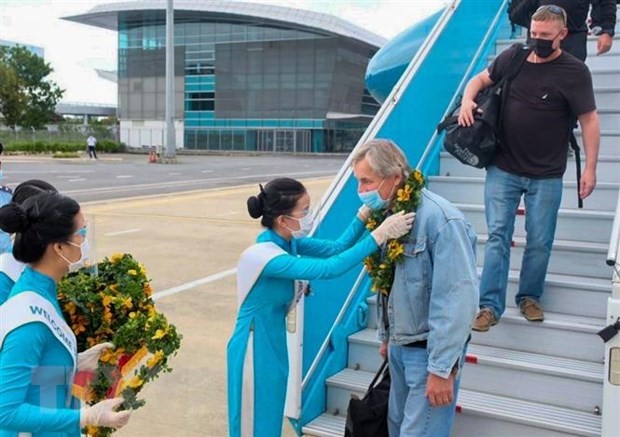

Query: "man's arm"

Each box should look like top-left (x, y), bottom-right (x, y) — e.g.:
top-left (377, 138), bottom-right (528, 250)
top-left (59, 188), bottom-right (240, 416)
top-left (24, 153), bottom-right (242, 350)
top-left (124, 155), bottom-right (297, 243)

top-left (425, 218), bottom-right (478, 407)
top-left (458, 70), bottom-right (494, 127)
top-left (578, 110), bottom-right (600, 199)
top-left (591, 0), bottom-right (616, 55)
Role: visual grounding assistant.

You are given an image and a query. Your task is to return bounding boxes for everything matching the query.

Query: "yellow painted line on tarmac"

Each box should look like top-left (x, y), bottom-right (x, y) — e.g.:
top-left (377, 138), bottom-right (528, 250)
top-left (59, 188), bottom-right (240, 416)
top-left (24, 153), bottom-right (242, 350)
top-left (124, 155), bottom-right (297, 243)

top-left (84, 176), bottom-right (333, 214)
top-left (92, 211), bottom-right (256, 226)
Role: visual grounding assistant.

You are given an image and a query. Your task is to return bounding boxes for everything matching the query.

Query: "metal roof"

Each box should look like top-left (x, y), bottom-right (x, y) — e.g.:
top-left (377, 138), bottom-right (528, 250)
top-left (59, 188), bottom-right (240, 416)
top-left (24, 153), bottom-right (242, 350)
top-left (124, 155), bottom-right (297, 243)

top-left (62, 0), bottom-right (387, 48)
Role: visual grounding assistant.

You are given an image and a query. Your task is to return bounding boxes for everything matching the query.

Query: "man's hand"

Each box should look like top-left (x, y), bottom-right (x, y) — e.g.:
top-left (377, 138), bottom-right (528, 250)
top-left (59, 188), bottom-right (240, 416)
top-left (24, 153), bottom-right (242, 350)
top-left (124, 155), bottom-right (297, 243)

top-left (457, 98), bottom-right (479, 127)
top-left (597, 33), bottom-right (613, 55)
top-left (379, 342), bottom-right (388, 359)
top-left (425, 372), bottom-right (455, 408)
top-left (579, 168), bottom-right (597, 200)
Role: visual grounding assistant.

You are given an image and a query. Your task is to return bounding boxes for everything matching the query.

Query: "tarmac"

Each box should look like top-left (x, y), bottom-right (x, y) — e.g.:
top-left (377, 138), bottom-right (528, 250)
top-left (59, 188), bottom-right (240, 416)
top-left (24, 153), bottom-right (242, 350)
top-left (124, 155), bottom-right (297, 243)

top-left (82, 177), bottom-right (334, 437)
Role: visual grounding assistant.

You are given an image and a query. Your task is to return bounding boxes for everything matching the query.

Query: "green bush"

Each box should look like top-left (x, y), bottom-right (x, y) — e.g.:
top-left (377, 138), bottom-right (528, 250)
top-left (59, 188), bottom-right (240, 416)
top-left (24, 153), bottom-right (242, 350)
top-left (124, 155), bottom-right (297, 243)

top-left (5, 140), bottom-right (121, 154)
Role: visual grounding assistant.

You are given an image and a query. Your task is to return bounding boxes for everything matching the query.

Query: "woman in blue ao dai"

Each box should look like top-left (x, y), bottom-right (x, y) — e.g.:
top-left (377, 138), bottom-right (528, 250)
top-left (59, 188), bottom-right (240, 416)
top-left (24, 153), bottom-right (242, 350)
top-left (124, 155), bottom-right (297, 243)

top-left (0, 192), bottom-right (132, 436)
top-left (227, 178), bottom-right (415, 437)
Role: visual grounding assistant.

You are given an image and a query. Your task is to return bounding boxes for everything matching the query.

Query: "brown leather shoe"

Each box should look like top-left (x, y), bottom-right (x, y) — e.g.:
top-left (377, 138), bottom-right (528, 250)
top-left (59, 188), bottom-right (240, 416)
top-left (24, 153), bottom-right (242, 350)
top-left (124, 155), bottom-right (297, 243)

top-left (472, 308), bottom-right (498, 332)
top-left (519, 298), bottom-right (544, 322)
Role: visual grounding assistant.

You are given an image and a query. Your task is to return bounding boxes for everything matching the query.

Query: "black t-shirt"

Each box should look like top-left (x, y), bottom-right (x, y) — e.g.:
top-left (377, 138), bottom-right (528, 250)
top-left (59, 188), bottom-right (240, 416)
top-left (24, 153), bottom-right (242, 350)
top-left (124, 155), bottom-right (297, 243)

top-left (488, 45), bottom-right (596, 178)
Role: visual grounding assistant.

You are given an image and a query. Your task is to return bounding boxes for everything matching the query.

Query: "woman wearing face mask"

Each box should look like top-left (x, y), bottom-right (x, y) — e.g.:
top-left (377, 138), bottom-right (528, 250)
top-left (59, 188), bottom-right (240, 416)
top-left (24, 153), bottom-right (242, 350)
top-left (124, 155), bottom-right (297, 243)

top-left (227, 177), bottom-right (414, 437)
top-left (0, 192), bottom-right (131, 436)
top-left (0, 179), bottom-right (59, 305)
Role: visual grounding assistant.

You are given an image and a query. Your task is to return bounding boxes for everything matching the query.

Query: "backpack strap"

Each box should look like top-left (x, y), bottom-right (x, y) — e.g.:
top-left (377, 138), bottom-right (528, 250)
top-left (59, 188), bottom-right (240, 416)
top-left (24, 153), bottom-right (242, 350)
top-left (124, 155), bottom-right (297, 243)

top-left (497, 44), bottom-right (532, 143)
top-left (569, 131), bottom-right (583, 209)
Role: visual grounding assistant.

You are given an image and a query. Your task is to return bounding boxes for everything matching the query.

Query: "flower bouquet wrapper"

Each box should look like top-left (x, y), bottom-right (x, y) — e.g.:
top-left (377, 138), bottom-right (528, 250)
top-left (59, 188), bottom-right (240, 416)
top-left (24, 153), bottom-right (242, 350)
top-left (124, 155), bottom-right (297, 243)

top-left (72, 346), bottom-right (154, 402)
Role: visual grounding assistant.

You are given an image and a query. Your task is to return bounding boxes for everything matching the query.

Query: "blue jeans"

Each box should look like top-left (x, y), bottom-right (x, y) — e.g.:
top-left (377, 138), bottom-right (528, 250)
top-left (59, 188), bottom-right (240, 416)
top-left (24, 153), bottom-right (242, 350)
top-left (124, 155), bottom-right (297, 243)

top-left (479, 165), bottom-right (563, 319)
top-left (387, 345), bottom-right (466, 437)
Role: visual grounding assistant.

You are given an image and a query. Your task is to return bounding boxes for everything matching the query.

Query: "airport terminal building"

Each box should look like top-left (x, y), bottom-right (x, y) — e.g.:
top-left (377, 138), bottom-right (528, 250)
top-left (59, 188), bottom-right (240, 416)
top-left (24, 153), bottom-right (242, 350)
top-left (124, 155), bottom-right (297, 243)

top-left (64, 1), bottom-right (386, 153)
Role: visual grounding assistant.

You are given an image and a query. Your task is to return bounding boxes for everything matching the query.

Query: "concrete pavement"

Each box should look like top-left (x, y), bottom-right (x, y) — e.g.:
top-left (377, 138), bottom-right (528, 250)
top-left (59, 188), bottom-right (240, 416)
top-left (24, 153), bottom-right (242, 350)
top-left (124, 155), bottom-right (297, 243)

top-left (82, 177), bottom-right (334, 437)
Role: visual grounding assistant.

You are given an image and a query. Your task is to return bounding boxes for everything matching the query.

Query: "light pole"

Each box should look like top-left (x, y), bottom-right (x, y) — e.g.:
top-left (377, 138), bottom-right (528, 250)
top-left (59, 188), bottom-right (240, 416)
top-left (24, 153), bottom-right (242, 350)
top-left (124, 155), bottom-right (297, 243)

top-left (164, 0), bottom-right (176, 161)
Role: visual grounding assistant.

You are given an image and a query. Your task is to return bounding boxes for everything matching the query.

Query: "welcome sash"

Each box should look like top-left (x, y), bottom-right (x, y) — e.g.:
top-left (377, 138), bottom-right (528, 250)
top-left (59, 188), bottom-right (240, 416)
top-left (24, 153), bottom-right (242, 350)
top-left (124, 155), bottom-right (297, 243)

top-left (0, 291), bottom-right (78, 370)
top-left (0, 252), bottom-right (26, 283)
top-left (236, 242), bottom-right (286, 308)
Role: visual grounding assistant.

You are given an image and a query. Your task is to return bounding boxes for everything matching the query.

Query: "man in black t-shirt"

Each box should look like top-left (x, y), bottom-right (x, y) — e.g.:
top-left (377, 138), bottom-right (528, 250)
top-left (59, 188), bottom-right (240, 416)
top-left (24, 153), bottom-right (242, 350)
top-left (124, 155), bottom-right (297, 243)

top-left (458, 5), bottom-right (600, 331)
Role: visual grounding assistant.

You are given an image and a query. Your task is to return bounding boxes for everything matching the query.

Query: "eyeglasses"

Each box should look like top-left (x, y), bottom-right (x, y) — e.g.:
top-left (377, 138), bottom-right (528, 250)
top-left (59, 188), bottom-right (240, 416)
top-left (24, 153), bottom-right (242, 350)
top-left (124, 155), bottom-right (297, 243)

top-left (536, 4), bottom-right (567, 26)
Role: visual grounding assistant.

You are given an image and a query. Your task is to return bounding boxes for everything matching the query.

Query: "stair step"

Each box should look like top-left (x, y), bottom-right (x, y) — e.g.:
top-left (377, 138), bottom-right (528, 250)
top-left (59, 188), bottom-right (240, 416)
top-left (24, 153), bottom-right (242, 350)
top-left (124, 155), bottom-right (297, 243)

top-left (303, 389), bottom-right (602, 437)
top-left (463, 344), bottom-right (602, 412)
top-left (476, 234), bottom-right (611, 279)
top-left (574, 130), bottom-right (620, 157)
top-left (456, 390), bottom-right (601, 436)
top-left (429, 175), bottom-right (620, 212)
top-left (593, 87), bottom-right (620, 108)
top-left (472, 307), bottom-right (605, 362)
top-left (366, 269), bottom-right (610, 327)
top-left (439, 152), bottom-right (620, 183)
top-left (451, 201), bottom-right (614, 244)
top-left (597, 108), bottom-right (620, 126)
top-left (348, 328), bottom-right (384, 372)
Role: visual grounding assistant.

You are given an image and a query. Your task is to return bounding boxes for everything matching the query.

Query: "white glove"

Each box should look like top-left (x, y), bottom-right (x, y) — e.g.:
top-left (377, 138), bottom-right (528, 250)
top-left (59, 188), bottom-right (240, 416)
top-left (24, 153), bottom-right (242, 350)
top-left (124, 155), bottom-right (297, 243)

top-left (357, 205), bottom-right (372, 222)
top-left (77, 342), bottom-right (115, 372)
top-left (371, 211), bottom-right (415, 245)
top-left (80, 398), bottom-right (131, 429)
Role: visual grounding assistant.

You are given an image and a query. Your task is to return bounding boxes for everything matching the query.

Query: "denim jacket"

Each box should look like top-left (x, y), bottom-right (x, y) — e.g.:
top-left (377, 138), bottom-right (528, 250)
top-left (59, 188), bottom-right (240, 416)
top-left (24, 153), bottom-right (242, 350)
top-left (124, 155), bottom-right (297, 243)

top-left (377, 189), bottom-right (479, 378)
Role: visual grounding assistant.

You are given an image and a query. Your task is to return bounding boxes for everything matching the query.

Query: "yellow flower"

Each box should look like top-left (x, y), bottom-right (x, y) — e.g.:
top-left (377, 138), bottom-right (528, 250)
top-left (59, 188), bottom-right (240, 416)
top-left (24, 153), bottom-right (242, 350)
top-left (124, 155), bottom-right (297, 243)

top-left (102, 295), bottom-right (112, 307)
top-left (127, 269), bottom-right (137, 276)
top-left (414, 170), bottom-right (424, 184)
top-left (110, 284), bottom-right (119, 293)
top-left (143, 283), bottom-right (153, 296)
top-left (64, 302), bottom-right (76, 316)
top-left (152, 328), bottom-right (168, 340)
top-left (366, 218), bottom-right (377, 231)
top-left (139, 262), bottom-right (147, 275)
top-left (110, 253), bottom-right (124, 263)
top-left (129, 312), bottom-right (136, 319)
top-left (72, 323), bottom-right (86, 335)
top-left (85, 425), bottom-right (100, 436)
top-left (379, 263), bottom-right (387, 270)
top-left (122, 297), bottom-right (133, 309)
top-left (396, 185), bottom-right (413, 202)
top-left (364, 258), bottom-right (373, 272)
top-left (387, 241), bottom-right (404, 261)
top-left (146, 350), bottom-right (165, 369)
top-left (100, 349), bottom-right (118, 365)
top-left (103, 310), bottom-right (113, 324)
top-left (125, 375), bottom-right (144, 389)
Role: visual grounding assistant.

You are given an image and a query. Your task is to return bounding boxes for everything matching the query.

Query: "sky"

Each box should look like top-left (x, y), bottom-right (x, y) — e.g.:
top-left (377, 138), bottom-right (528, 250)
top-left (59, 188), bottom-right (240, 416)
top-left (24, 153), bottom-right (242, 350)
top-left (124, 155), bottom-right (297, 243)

top-left (0, 0), bottom-right (447, 105)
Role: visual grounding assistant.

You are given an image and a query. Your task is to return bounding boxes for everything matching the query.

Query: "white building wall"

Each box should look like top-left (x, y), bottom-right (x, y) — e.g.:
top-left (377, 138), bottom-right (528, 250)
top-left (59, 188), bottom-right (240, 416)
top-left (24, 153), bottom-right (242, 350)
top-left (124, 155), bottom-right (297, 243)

top-left (120, 120), bottom-right (184, 149)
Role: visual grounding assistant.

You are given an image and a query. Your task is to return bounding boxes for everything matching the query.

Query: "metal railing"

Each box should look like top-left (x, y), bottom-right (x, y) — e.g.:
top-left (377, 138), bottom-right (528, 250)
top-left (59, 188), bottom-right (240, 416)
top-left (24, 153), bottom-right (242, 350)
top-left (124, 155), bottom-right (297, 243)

top-left (301, 0), bottom-right (462, 391)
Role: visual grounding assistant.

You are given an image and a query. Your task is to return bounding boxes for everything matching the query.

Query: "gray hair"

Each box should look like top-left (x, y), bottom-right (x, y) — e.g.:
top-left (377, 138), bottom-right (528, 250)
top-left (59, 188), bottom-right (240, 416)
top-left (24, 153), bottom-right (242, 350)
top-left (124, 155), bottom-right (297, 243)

top-left (351, 139), bottom-right (410, 179)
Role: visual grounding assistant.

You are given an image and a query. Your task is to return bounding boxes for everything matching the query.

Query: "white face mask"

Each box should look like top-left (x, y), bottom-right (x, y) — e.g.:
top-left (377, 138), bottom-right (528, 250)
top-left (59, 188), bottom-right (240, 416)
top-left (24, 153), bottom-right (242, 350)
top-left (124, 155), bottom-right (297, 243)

top-left (286, 210), bottom-right (314, 239)
top-left (60, 238), bottom-right (90, 273)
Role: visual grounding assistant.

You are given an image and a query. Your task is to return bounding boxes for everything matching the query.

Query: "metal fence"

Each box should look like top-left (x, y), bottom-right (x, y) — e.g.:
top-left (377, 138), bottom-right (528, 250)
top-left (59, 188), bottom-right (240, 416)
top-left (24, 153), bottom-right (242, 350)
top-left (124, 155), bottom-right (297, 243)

top-left (0, 125), bottom-right (118, 145)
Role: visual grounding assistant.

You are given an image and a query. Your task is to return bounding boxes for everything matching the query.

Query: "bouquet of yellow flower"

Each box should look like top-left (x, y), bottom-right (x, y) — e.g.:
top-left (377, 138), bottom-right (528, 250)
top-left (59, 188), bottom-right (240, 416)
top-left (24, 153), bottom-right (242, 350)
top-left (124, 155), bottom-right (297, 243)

top-left (58, 253), bottom-right (182, 437)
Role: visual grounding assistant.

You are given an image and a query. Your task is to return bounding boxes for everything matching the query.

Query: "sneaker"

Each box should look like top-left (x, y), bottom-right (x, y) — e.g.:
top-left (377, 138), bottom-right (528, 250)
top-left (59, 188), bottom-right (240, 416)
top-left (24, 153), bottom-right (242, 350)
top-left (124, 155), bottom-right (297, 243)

top-left (472, 308), bottom-right (498, 332)
top-left (519, 298), bottom-right (544, 322)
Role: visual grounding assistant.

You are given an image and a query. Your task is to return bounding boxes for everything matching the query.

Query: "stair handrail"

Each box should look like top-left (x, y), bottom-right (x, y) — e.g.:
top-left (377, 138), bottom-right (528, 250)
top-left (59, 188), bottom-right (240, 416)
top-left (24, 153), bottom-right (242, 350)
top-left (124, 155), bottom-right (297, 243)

top-left (606, 188), bottom-right (620, 267)
top-left (301, 0), bottom-right (461, 391)
top-left (416, 0), bottom-right (509, 172)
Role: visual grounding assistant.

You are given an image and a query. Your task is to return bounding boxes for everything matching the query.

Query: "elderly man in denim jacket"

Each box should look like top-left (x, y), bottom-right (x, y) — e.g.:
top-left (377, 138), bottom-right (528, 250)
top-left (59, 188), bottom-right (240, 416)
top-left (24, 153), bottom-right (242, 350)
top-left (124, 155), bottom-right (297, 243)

top-left (352, 139), bottom-right (479, 437)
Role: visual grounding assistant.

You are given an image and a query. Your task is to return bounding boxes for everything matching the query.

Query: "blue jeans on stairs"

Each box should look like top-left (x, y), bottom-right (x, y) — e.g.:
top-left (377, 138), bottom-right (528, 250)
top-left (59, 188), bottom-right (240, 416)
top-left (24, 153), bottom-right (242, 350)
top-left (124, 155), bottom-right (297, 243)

top-left (479, 165), bottom-right (563, 319)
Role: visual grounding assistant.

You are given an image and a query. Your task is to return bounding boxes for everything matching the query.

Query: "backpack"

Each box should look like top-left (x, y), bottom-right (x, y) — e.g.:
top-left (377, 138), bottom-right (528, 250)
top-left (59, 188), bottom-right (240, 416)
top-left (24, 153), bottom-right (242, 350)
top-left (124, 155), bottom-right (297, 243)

top-left (436, 44), bottom-right (531, 169)
top-left (508, 0), bottom-right (539, 28)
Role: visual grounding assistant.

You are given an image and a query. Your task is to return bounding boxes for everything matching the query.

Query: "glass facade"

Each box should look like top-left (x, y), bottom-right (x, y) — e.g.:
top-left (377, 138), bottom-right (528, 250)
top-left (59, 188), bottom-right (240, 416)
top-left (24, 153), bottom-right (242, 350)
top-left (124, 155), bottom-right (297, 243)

top-left (117, 10), bottom-right (380, 153)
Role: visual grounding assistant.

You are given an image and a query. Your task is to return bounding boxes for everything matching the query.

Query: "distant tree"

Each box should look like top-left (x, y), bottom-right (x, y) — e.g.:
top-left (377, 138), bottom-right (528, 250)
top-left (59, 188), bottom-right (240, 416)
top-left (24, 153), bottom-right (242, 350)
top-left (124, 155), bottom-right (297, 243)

top-left (0, 45), bottom-right (64, 129)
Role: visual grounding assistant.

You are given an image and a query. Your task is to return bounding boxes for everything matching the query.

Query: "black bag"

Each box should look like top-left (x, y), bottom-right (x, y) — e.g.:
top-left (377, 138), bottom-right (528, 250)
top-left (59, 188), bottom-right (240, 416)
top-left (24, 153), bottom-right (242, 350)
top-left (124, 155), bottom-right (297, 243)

top-left (345, 360), bottom-right (390, 437)
top-left (436, 44), bottom-right (531, 168)
top-left (508, 0), bottom-right (539, 28)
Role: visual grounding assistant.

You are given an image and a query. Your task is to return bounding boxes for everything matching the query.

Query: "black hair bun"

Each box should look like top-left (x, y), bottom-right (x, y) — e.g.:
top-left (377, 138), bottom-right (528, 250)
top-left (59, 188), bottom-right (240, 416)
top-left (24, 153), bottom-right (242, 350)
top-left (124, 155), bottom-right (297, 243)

top-left (247, 195), bottom-right (264, 219)
top-left (0, 202), bottom-right (30, 234)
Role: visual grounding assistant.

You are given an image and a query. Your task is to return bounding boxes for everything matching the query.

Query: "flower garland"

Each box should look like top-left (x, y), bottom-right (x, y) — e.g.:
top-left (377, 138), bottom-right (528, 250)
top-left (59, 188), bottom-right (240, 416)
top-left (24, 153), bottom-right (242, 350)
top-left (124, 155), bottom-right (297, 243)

top-left (58, 254), bottom-right (182, 437)
top-left (363, 169), bottom-right (425, 296)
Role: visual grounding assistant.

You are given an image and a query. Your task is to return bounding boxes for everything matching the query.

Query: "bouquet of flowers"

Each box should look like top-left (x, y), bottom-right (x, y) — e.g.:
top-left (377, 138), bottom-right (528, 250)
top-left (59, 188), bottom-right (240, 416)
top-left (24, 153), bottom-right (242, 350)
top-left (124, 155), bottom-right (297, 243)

top-left (58, 253), bottom-right (182, 437)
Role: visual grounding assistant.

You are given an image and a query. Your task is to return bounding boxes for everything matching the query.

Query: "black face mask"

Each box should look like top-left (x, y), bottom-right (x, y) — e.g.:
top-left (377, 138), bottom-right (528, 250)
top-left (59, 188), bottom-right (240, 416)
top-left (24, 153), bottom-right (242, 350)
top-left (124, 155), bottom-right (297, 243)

top-left (527, 34), bottom-right (560, 58)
